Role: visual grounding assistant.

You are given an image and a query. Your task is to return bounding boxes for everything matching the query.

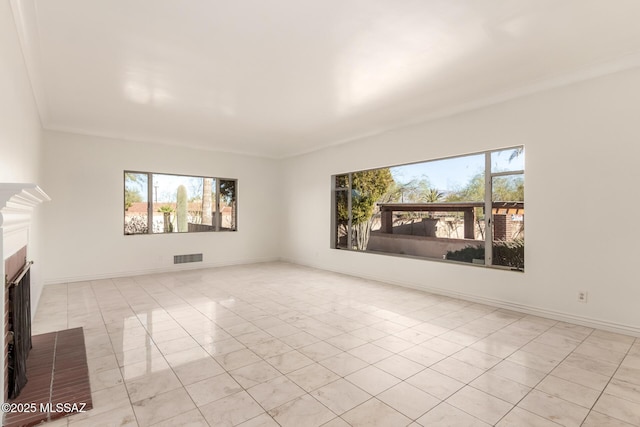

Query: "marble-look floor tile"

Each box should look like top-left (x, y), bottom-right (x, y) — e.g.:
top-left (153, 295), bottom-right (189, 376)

top-left (89, 367), bottom-right (124, 391)
top-left (150, 408), bottom-right (209, 427)
top-left (518, 390), bottom-right (590, 427)
top-left (171, 355), bottom-right (226, 385)
top-left (125, 369), bottom-right (183, 403)
top-left (563, 352), bottom-right (619, 377)
top-left (199, 390), bottom-right (264, 426)
top-left (68, 404), bottom-right (137, 427)
top-left (551, 362), bottom-right (611, 391)
top-left (265, 350), bottom-right (315, 374)
top-left (247, 375), bottom-right (306, 410)
top-left (214, 348), bottom-right (263, 371)
top-left (120, 357), bottom-right (170, 380)
top-left (371, 335), bottom-right (414, 353)
top-left (614, 365), bottom-right (640, 387)
top-left (535, 375), bottom-right (601, 408)
top-left (319, 417), bottom-right (351, 427)
top-left (421, 337), bottom-right (465, 356)
top-left (350, 326), bottom-right (388, 342)
top-left (416, 402), bottom-right (491, 427)
top-left (342, 398), bottom-right (412, 427)
top-left (406, 368), bottom-right (465, 400)
top-left (377, 382), bottom-right (440, 419)
top-left (132, 388), bottom-right (196, 426)
top-left (604, 378), bottom-right (640, 404)
top-left (452, 347), bottom-right (502, 370)
top-left (268, 394), bottom-right (336, 427)
top-left (469, 336), bottom-right (522, 359)
top-left (279, 331), bottom-right (322, 349)
top-left (374, 354), bottom-right (424, 379)
top-left (201, 337), bottom-right (246, 357)
top-left (347, 343), bottom-right (393, 364)
top-left (185, 372), bottom-right (243, 407)
top-left (75, 383), bottom-right (130, 422)
top-left (237, 413), bottom-right (280, 427)
top-left (163, 346), bottom-right (211, 368)
top-left (496, 407), bottom-right (563, 427)
top-left (115, 345), bottom-right (163, 367)
top-left (154, 336), bottom-right (200, 355)
top-left (393, 328), bottom-right (433, 345)
top-left (263, 323), bottom-right (301, 339)
top-left (489, 360), bottom-right (547, 388)
top-left (574, 342), bottom-right (627, 365)
top-left (325, 333), bottom-right (368, 351)
top-left (592, 393), bottom-right (640, 426)
top-left (582, 410), bottom-right (637, 427)
top-left (431, 357), bottom-right (485, 383)
top-left (439, 330), bottom-right (485, 347)
top-left (298, 341), bottom-right (342, 361)
top-left (229, 360), bottom-right (282, 388)
top-left (310, 379), bottom-right (371, 415)
top-left (399, 345), bottom-right (447, 367)
top-left (506, 349), bottom-right (562, 374)
top-left (345, 365), bottom-right (401, 395)
top-left (320, 352), bottom-right (369, 377)
top-left (287, 363), bottom-right (341, 392)
top-left (248, 338), bottom-right (294, 359)
top-left (621, 354), bottom-right (640, 370)
top-left (87, 353), bottom-right (120, 374)
top-left (446, 386), bottom-right (513, 425)
top-left (470, 372), bottom-right (531, 405)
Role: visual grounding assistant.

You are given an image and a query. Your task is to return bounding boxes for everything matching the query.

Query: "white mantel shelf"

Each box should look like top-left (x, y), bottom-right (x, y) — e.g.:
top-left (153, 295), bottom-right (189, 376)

top-left (1, 183), bottom-right (50, 207)
top-left (0, 183), bottom-right (50, 221)
top-left (0, 183), bottom-right (50, 259)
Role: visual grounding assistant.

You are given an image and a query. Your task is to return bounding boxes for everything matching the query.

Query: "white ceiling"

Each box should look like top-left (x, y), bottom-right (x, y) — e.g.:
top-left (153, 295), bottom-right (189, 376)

top-left (11, 0), bottom-right (640, 158)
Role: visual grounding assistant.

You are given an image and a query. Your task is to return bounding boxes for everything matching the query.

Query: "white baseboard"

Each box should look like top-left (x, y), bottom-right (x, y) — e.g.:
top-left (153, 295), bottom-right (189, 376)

top-left (280, 257), bottom-right (640, 338)
top-left (43, 256), bottom-right (280, 285)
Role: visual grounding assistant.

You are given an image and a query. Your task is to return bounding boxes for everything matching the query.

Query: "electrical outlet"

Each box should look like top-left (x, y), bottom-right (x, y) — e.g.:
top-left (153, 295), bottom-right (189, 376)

top-left (578, 291), bottom-right (588, 303)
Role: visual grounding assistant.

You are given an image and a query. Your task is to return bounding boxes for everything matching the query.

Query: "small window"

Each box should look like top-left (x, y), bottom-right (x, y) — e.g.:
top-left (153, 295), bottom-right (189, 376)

top-left (124, 171), bottom-right (237, 235)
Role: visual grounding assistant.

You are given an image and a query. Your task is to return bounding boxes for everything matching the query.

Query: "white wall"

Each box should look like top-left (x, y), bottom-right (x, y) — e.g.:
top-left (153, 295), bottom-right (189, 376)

top-left (281, 67), bottom-right (640, 335)
top-left (42, 131), bottom-right (281, 283)
top-left (0, 0), bottom-right (46, 403)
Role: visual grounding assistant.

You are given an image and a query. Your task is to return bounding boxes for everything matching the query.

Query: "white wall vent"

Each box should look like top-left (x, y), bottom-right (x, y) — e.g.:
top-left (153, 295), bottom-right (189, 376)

top-left (174, 253), bottom-right (203, 264)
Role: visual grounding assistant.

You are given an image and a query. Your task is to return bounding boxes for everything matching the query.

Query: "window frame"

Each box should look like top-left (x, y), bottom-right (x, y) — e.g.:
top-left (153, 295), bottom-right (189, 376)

top-left (331, 146), bottom-right (524, 271)
top-left (123, 170), bottom-right (238, 235)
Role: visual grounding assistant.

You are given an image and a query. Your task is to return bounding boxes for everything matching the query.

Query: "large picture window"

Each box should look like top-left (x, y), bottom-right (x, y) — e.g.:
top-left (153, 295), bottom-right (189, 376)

top-left (124, 171), bottom-right (237, 235)
top-left (331, 147), bottom-right (524, 270)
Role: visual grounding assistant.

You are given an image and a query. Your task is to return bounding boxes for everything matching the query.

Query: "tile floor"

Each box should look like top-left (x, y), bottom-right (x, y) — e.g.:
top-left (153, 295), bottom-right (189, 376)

top-left (31, 262), bottom-right (640, 427)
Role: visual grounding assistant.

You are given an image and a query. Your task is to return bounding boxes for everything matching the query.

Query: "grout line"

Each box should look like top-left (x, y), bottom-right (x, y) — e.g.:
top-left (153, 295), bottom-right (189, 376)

top-left (47, 331), bottom-right (58, 422)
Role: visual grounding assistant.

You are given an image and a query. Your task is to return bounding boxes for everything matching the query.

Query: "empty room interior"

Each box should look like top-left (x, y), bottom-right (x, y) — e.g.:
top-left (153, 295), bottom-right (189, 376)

top-left (2, 0), bottom-right (640, 426)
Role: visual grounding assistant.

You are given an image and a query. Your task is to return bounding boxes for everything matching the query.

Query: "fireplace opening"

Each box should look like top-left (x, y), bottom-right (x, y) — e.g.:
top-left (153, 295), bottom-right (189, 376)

top-left (5, 256), bottom-right (32, 400)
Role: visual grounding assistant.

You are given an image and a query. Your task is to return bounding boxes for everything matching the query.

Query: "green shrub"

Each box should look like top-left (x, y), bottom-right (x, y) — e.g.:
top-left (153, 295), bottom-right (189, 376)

top-left (445, 245), bottom-right (484, 263)
top-left (493, 239), bottom-right (524, 270)
top-left (445, 239), bottom-right (524, 270)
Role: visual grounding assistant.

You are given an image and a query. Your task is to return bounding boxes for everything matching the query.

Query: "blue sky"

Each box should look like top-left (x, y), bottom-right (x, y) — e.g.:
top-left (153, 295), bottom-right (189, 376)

top-left (391, 148), bottom-right (524, 191)
top-left (126, 173), bottom-right (208, 203)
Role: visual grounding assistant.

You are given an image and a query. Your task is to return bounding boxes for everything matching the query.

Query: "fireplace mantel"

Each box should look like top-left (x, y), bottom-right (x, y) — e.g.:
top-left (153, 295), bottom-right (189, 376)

top-left (0, 184), bottom-right (50, 260)
top-left (1, 183), bottom-right (49, 405)
top-left (0, 183), bottom-right (50, 230)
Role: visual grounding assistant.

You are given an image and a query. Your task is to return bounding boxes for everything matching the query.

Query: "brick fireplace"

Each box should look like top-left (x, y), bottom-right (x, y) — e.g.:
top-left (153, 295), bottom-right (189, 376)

top-left (0, 184), bottom-right (50, 403)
